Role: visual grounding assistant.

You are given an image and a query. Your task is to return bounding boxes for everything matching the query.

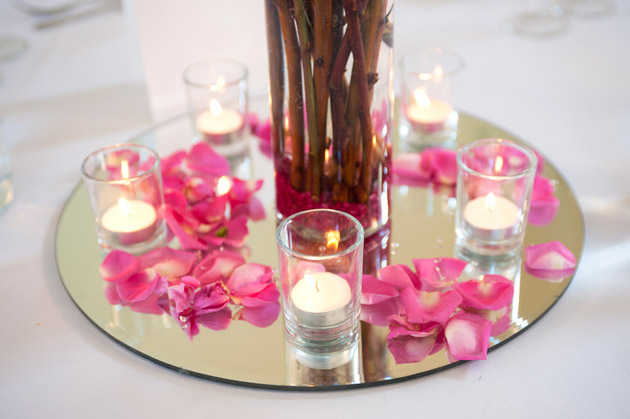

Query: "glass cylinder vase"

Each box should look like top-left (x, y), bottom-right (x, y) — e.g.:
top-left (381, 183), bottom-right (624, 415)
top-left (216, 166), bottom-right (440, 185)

top-left (264, 0), bottom-right (394, 236)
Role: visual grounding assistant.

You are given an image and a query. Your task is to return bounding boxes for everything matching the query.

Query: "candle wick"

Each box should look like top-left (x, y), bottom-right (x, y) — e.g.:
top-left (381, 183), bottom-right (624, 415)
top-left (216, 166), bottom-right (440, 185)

top-left (315, 280), bottom-right (320, 293)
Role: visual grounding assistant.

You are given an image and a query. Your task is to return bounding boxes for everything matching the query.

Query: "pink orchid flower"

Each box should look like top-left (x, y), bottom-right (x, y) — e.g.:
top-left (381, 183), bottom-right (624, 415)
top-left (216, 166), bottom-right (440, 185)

top-left (163, 276), bottom-right (202, 339)
top-left (412, 257), bottom-right (467, 291)
top-left (386, 315), bottom-right (444, 364)
top-left (528, 175), bottom-right (560, 227)
top-left (192, 249), bottom-right (246, 285)
top-left (444, 312), bottom-right (492, 361)
top-left (525, 241), bottom-right (576, 281)
top-left (455, 274), bottom-right (514, 311)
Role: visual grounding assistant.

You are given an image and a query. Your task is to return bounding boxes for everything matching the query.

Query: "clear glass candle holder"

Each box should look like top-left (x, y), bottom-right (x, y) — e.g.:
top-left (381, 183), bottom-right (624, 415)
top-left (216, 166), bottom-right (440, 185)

top-left (399, 48), bottom-right (464, 150)
top-left (455, 139), bottom-right (537, 259)
top-left (276, 209), bottom-right (364, 369)
top-left (183, 59), bottom-right (249, 164)
top-left (81, 144), bottom-right (167, 254)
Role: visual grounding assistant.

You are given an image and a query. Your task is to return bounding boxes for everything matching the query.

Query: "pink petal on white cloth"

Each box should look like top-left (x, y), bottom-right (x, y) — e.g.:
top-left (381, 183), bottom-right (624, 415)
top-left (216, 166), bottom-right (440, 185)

top-left (525, 241), bottom-right (576, 281)
top-left (186, 143), bottom-right (230, 176)
top-left (193, 250), bottom-right (246, 285)
top-left (140, 247), bottom-right (195, 278)
top-left (412, 257), bottom-right (467, 291)
top-left (362, 274), bottom-right (400, 305)
top-left (456, 274), bottom-right (514, 311)
top-left (116, 268), bottom-right (161, 303)
top-left (99, 250), bottom-right (140, 283)
top-left (400, 287), bottom-right (462, 325)
top-left (236, 301), bottom-right (281, 328)
top-left (360, 298), bottom-right (404, 326)
top-left (377, 264), bottom-right (421, 291)
top-left (197, 307), bottom-right (232, 331)
top-left (162, 205), bottom-right (207, 250)
top-left (445, 312), bottom-right (492, 361)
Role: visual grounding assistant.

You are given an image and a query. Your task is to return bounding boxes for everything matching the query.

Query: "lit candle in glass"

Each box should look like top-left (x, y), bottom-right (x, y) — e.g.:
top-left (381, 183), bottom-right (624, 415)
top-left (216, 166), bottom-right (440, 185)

top-left (290, 271), bottom-right (352, 328)
top-left (463, 192), bottom-right (520, 241)
top-left (101, 197), bottom-right (157, 245)
top-left (405, 88), bottom-right (454, 133)
top-left (196, 99), bottom-right (244, 144)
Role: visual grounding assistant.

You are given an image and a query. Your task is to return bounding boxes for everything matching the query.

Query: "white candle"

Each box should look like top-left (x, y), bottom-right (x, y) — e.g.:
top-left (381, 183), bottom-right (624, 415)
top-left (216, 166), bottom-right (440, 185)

top-left (290, 272), bottom-right (352, 328)
top-left (405, 89), bottom-right (453, 133)
top-left (196, 99), bottom-right (243, 143)
top-left (101, 197), bottom-right (157, 245)
top-left (463, 193), bottom-right (520, 241)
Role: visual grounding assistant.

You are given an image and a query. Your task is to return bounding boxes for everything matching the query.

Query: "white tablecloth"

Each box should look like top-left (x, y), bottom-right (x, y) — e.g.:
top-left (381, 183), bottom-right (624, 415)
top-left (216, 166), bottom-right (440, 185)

top-left (1, 0), bottom-right (629, 417)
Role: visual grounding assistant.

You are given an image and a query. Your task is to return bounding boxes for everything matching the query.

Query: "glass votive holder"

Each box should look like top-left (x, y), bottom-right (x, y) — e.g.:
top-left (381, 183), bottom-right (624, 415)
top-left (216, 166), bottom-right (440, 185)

top-left (81, 144), bottom-right (167, 254)
top-left (183, 59), bottom-right (249, 162)
top-left (276, 209), bottom-right (364, 369)
top-left (399, 48), bottom-right (464, 150)
top-left (455, 139), bottom-right (537, 260)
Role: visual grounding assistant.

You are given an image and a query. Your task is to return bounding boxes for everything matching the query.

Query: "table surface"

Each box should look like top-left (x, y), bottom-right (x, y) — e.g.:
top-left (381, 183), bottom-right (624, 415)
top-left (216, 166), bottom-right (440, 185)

top-left (1, 0), bottom-right (629, 417)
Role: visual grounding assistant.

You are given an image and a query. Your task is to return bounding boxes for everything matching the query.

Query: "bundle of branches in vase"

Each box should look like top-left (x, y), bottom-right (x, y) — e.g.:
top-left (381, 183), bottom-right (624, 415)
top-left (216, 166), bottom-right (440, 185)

top-left (265, 0), bottom-right (393, 233)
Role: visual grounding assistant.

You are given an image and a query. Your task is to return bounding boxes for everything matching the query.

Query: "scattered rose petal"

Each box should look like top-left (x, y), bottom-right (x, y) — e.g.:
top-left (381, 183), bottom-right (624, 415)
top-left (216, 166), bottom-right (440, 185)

top-left (386, 315), bottom-right (442, 364)
top-left (116, 269), bottom-right (162, 303)
top-left (400, 287), bottom-right (462, 325)
top-left (140, 247), bottom-right (195, 278)
top-left (197, 307), bottom-right (232, 331)
top-left (392, 153), bottom-right (430, 186)
top-left (377, 264), bottom-right (421, 291)
top-left (528, 175), bottom-right (559, 226)
top-left (456, 274), bottom-right (514, 311)
top-left (413, 257), bottom-right (467, 291)
top-left (525, 241), bottom-right (576, 281)
top-left (445, 312), bottom-right (492, 361)
top-left (225, 263), bottom-right (278, 307)
top-left (186, 142), bottom-right (230, 176)
top-left (429, 148), bottom-right (458, 186)
top-left (362, 274), bottom-right (400, 305)
top-left (360, 298), bottom-right (404, 326)
top-left (99, 250), bottom-right (140, 283)
top-left (193, 250), bottom-right (246, 285)
top-left (236, 301), bottom-right (281, 328)
top-left (193, 282), bottom-right (230, 315)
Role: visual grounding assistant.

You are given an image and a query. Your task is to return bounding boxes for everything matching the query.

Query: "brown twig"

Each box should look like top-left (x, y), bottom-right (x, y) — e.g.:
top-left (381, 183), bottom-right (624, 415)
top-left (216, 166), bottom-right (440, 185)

top-left (264, 0), bottom-right (285, 158)
top-left (276, 0), bottom-right (305, 192)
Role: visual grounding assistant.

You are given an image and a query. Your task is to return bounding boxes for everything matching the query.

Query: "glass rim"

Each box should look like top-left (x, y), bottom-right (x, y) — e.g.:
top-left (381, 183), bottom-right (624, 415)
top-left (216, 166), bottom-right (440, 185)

top-left (457, 138), bottom-right (538, 181)
top-left (182, 58), bottom-right (249, 89)
top-left (276, 209), bottom-right (365, 261)
top-left (80, 143), bottom-right (160, 184)
top-left (400, 47), bottom-right (465, 79)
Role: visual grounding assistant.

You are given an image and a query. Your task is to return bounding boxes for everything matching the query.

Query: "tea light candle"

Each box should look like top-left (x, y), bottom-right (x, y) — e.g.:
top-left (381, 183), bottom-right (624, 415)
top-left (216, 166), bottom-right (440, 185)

top-left (196, 99), bottom-right (243, 143)
top-left (464, 192), bottom-right (519, 241)
top-left (290, 272), bottom-right (352, 328)
top-left (406, 89), bottom-right (453, 133)
top-left (101, 197), bottom-right (157, 245)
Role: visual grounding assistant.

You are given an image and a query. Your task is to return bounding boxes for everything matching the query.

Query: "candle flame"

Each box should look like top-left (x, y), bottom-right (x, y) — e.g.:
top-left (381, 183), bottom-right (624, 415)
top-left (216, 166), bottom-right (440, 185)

top-left (209, 99), bottom-right (223, 116)
top-left (485, 192), bottom-right (496, 212)
top-left (324, 148), bottom-right (330, 164)
top-left (121, 160), bottom-right (129, 179)
top-left (283, 113), bottom-right (290, 131)
top-left (494, 156), bottom-right (503, 174)
top-left (216, 175), bottom-right (231, 196)
top-left (118, 197), bottom-right (131, 216)
top-left (413, 89), bottom-right (431, 108)
top-left (326, 230), bottom-right (340, 252)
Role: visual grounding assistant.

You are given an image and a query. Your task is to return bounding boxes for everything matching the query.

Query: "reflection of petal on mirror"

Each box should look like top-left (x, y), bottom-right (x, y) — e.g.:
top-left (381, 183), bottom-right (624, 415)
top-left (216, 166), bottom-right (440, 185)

top-left (525, 241), bottom-right (576, 282)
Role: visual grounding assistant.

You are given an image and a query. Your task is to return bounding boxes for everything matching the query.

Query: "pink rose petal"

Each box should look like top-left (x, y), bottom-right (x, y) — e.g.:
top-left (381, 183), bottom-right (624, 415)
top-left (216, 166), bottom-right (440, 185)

top-left (116, 268), bottom-right (161, 303)
top-left (193, 283), bottom-right (230, 315)
top-left (392, 153), bottom-right (431, 186)
top-left (361, 274), bottom-right (400, 305)
top-left (445, 312), bottom-right (492, 361)
top-left (386, 318), bottom-right (443, 364)
top-left (99, 250), bottom-right (140, 283)
top-left (430, 148), bottom-right (458, 186)
top-left (193, 250), bottom-right (246, 285)
top-left (528, 175), bottom-right (559, 226)
top-left (167, 275), bottom-right (200, 313)
top-left (525, 241), bottom-right (576, 281)
top-left (140, 247), bottom-right (195, 278)
top-left (236, 301), bottom-right (281, 328)
top-left (400, 287), bottom-right (462, 325)
top-left (160, 150), bottom-right (186, 174)
top-left (360, 298), bottom-right (404, 326)
top-left (186, 142), bottom-right (230, 176)
top-left (413, 257), bottom-right (467, 291)
top-left (162, 205), bottom-right (207, 250)
top-left (456, 274), bottom-right (514, 311)
top-left (377, 264), bottom-right (421, 291)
